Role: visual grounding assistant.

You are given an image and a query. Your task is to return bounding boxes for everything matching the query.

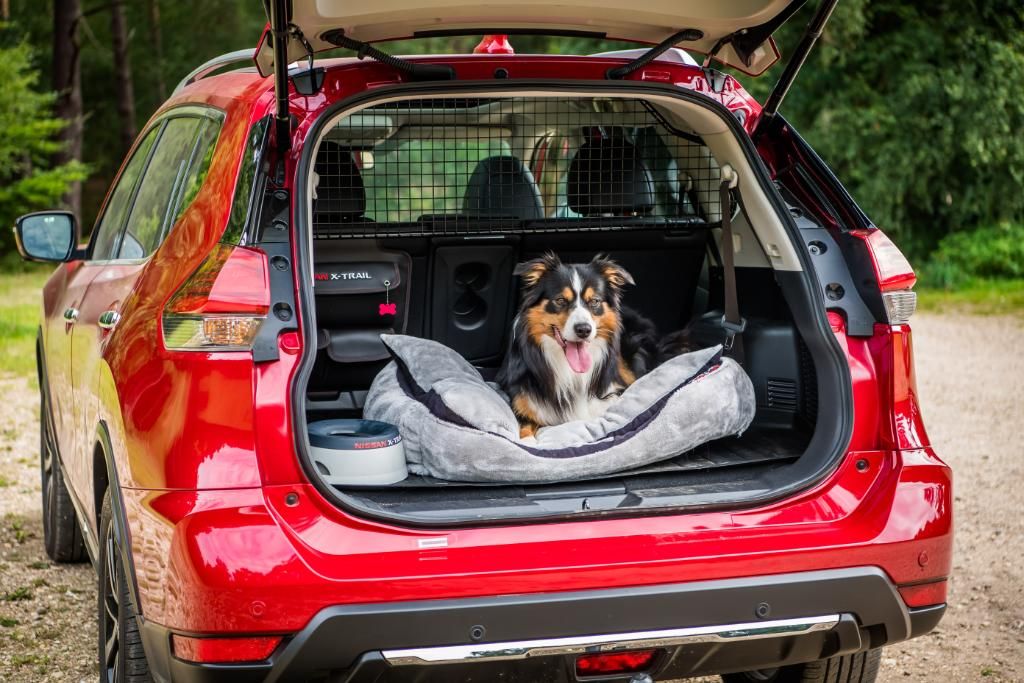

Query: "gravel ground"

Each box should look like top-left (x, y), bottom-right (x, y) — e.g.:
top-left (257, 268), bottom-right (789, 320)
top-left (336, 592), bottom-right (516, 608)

top-left (0, 312), bottom-right (1021, 682)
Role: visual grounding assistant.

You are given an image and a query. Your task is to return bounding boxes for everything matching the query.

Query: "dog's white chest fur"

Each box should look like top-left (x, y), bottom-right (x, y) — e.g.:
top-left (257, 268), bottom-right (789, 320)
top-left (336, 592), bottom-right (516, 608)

top-left (534, 336), bottom-right (618, 424)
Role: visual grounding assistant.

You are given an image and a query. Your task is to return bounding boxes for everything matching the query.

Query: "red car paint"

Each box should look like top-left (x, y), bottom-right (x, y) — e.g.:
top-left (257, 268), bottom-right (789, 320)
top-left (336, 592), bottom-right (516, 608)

top-left (35, 53), bottom-right (950, 655)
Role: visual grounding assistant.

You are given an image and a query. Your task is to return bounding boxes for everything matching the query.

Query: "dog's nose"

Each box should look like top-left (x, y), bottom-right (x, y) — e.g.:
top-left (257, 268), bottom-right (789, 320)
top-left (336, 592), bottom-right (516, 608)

top-left (573, 322), bottom-right (593, 339)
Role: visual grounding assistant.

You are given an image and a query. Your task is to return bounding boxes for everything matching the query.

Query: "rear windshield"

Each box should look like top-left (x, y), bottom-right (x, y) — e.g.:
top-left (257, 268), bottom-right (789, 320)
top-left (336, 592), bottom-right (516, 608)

top-left (312, 96), bottom-right (723, 237)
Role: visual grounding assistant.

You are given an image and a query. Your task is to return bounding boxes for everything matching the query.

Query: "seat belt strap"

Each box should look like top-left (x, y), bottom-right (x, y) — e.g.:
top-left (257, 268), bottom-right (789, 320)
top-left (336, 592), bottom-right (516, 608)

top-left (719, 166), bottom-right (745, 364)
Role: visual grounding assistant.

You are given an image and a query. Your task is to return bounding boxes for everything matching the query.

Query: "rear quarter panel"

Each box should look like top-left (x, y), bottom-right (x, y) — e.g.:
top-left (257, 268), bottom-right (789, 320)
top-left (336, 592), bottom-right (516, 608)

top-left (93, 79), bottom-right (276, 493)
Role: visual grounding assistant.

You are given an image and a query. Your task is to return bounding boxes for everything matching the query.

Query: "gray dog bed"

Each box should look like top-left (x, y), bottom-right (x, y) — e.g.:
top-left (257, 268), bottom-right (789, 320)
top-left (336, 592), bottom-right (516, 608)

top-left (364, 335), bottom-right (756, 483)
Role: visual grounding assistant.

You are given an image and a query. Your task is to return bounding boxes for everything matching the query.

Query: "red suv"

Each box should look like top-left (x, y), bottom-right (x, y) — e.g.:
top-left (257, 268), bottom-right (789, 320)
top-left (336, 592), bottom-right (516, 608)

top-left (15, 1), bottom-right (951, 681)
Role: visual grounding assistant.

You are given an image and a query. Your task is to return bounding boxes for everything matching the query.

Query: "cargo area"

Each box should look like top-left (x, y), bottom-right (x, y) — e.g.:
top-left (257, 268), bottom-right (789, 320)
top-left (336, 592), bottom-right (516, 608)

top-left (294, 91), bottom-right (848, 524)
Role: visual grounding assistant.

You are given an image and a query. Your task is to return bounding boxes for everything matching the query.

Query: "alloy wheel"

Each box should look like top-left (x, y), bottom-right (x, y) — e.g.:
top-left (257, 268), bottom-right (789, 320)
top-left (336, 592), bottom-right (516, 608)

top-left (101, 522), bottom-right (122, 681)
top-left (39, 394), bottom-right (55, 541)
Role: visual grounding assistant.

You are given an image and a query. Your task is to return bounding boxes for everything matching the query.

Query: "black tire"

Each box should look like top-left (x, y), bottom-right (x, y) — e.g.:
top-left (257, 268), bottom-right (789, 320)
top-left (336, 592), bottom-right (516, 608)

top-left (98, 490), bottom-right (152, 683)
top-left (40, 385), bottom-right (87, 563)
top-left (721, 649), bottom-right (882, 683)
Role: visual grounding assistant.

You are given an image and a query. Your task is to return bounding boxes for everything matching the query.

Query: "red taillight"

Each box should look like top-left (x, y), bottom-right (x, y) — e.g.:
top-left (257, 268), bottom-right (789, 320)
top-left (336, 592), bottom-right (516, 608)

top-left (853, 228), bottom-right (916, 292)
top-left (162, 244), bottom-right (270, 351)
top-left (852, 229), bottom-right (917, 324)
top-left (576, 649), bottom-right (658, 676)
top-left (171, 634), bottom-right (282, 663)
top-left (899, 580), bottom-right (948, 608)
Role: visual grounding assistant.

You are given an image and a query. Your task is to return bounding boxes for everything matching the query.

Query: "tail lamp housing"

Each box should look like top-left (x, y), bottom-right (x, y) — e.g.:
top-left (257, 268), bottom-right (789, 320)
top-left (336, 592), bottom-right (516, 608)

top-left (162, 244), bottom-right (270, 351)
top-left (852, 228), bottom-right (917, 324)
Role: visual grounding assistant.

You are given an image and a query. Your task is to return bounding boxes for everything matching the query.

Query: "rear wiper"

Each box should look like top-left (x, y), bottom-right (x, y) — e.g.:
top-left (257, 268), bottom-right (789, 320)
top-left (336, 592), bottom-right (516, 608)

top-left (323, 29), bottom-right (456, 81)
top-left (605, 28), bottom-right (705, 80)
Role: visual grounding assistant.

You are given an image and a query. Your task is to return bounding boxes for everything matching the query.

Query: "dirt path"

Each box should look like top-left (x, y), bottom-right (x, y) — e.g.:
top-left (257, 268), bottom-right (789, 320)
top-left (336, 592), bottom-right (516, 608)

top-left (0, 374), bottom-right (95, 681)
top-left (879, 313), bottom-right (1024, 682)
top-left (0, 312), bottom-right (1021, 682)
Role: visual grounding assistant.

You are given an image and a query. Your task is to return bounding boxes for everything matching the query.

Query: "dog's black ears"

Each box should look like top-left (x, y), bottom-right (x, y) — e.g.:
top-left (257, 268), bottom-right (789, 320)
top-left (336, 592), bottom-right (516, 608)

top-left (591, 255), bottom-right (635, 290)
top-left (514, 252), bottom-right (562, 288)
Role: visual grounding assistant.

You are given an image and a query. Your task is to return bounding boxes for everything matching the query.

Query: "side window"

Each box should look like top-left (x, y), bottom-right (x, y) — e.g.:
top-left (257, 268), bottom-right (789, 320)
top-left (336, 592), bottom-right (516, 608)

top-left (90, 127), bottom-right (160, 260)
top-left (170, 119), bottom-right (221, 227)
top-left (118, 116), bottom-right (203, 260)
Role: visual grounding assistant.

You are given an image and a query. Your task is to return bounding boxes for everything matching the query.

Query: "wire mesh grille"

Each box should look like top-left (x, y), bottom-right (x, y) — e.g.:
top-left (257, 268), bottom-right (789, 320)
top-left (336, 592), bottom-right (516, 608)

top-left (312, 96), bottom-right (722, 239)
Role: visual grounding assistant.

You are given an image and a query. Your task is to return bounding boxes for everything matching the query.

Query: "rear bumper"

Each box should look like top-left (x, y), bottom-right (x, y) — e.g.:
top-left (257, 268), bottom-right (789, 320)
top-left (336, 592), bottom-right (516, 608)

top-left (140, 566), bottom-right (945, 683)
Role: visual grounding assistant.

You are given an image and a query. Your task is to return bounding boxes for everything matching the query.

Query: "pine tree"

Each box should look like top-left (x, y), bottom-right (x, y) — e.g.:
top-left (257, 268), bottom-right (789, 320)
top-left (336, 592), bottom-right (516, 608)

top-left (0, 42), bottom-right (87, 264)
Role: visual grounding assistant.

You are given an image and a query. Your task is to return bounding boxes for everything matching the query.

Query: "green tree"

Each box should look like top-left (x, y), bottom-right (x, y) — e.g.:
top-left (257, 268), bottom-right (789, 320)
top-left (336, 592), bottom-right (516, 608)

top-left (0, 40), bottom-right (86, 265)
top-left (764, 0), bottom-right (1024, 258)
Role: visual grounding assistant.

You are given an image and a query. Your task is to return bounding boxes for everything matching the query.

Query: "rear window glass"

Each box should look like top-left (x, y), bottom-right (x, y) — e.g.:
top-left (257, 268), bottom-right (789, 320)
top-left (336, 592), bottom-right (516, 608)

top-left (312, 96), bottom-right (723, 238)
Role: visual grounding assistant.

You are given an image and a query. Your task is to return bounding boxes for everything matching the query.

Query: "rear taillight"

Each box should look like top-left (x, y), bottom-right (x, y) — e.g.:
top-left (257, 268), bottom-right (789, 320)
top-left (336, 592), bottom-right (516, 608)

top-left (575, 649), bottom-right (658, 676)
top-left (162, 244), bottom-right (270, 351)
top-left (853, 229), bottom-right (917, 324)
top-left (171, 634), bottom-right (282, 663)
top-left (898, 579), bottom-right (948, 608)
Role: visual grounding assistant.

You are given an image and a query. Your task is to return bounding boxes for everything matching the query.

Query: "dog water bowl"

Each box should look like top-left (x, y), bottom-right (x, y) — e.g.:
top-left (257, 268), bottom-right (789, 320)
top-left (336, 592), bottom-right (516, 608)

top-left (308, 419), bottom-right (407, 485)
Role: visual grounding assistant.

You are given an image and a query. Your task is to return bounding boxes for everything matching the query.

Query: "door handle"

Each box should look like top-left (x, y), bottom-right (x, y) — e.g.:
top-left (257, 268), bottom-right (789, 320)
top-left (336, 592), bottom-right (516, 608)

top-left (63, 307), bottom-right (79, 323)
top-left (98, 310), bottom-right (121, 330)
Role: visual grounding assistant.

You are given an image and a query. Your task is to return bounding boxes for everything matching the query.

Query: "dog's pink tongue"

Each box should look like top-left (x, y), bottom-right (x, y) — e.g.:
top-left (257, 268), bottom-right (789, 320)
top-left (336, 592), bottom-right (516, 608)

top-left (564, 341), bottom-right (592, 373)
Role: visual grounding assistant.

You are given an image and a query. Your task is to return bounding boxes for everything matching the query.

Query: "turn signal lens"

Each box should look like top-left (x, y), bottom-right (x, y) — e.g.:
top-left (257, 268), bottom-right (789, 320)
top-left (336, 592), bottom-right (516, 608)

top-left (576, 649), bottom-right (658, 676)
top-left (163, 315), bottom-right (264, 349)
top-left (172, 634), bottom-right (282, 663)
top-left (162, 244), bottom-right (270, 351)
top-left (882, 290), bottom-right (917, 325)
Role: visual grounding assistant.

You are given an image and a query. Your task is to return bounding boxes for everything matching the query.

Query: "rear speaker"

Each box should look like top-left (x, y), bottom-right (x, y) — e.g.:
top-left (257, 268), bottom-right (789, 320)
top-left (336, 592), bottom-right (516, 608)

top-left (430, 244), bottom-right (516, 363)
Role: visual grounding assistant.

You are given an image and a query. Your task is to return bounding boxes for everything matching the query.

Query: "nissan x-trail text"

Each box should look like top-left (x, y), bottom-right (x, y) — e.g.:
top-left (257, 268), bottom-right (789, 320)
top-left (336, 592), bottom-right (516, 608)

top-left (14, 1), bottom-right (951, 681)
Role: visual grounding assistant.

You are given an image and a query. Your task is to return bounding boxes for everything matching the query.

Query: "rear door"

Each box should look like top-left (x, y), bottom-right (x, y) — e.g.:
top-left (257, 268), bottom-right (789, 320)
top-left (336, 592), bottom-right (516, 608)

top-left (58, 125), bottom-right (158, 503)
top-left (67, 111), bottom-right (220, 499)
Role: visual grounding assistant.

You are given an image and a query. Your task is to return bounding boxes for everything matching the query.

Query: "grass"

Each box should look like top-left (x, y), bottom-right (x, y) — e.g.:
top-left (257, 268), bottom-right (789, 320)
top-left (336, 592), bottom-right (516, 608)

top-left (1, 586), bottom-right (33, 602)
top-left (0, 268), bottom-right (49, 379)
top-left (916, 278), bottom-right (1024, 317)
top-left (11, 653), bottom-right (50, 667)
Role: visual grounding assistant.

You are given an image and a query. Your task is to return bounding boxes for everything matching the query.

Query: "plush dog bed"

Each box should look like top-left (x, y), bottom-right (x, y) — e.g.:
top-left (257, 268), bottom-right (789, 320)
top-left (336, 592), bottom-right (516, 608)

top-left (364, 335), bottom-right (756, 483)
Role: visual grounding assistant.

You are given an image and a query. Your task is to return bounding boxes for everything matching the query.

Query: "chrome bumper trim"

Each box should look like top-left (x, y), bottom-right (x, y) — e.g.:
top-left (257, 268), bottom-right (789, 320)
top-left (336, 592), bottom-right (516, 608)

top-left (382, 614), bottom-right (840, 666)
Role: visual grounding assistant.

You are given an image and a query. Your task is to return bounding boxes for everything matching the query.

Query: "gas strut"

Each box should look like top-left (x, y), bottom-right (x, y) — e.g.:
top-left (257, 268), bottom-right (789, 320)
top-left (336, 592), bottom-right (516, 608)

top-left (268, 0), bottom-right (292, 151)
top-left (756, 0), bottom-right (840, 132)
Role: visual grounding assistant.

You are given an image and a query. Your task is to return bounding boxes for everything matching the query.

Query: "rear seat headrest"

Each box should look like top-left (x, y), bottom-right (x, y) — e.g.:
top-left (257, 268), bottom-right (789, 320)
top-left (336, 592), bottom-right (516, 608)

top-left (462, 155), bottom-right (544, 220)
top-left (567, 136), bottom-right (655, 216)
top-left (314, 141), bottom-right (366, 220)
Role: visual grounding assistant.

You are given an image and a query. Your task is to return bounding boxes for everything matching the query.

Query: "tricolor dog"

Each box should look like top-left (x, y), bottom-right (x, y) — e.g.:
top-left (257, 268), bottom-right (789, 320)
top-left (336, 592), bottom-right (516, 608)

top-left (498, 253), bottom-right (677, 437)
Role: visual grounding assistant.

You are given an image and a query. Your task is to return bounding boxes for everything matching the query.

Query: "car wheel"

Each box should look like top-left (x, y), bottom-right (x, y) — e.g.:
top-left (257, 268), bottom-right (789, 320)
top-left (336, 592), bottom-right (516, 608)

top-left (721, 649), bottom-right (882, 683)
top-left (98, 490), bottom-right (152, 683)
top-left (40, 387), bottom-right (86, 562)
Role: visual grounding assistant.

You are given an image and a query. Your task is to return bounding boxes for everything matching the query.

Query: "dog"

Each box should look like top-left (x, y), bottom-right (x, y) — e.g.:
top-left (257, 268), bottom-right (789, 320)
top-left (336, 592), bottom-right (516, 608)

top-left (497, 252), bottom-right (684, 438)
